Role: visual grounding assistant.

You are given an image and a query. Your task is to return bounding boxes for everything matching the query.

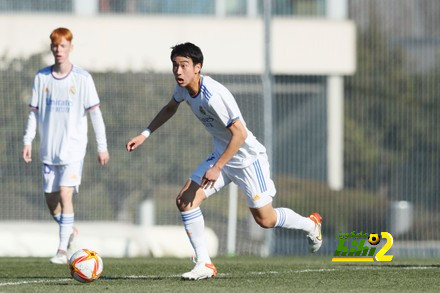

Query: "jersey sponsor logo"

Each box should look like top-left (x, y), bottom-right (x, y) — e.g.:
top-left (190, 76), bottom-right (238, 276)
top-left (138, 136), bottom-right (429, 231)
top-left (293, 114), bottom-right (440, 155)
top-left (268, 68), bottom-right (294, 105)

top-left (198, 116), bottom-right (214, 127)
top-left (46, 98), bottom-right (72, 113)
top-left (199, 117), bottom-right (214, 123)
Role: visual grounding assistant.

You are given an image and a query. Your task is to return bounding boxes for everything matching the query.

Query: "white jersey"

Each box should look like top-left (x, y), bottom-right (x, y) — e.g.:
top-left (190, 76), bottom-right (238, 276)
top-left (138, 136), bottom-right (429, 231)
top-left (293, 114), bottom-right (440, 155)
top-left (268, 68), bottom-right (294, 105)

top-left (29, 65), bottom-right (100, 165)
top-left (173, 75), bottom-right (266, 168)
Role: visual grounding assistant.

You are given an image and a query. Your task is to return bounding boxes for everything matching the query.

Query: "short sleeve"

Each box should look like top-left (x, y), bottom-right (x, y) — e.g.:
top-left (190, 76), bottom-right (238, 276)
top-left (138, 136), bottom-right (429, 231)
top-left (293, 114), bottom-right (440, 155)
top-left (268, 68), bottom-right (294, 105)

top-left (85, 75), bottom-right (100, 110)
top-left (205, 93), bottom-right (241, 128)
top-left (29, 74), bottom-right (40, 109)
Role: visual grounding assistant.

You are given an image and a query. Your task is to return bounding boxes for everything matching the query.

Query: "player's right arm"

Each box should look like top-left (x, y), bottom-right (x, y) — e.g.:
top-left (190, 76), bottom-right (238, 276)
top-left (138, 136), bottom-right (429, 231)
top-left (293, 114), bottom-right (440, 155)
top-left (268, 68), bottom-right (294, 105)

top-left (22, 109), bottom-right (38, 163)
top-left (126, 98), bottom-right (180, 152)
top-left (22, 145), bottom-right (32, 163)
top-left (23, 73), bottom-right (41, 163)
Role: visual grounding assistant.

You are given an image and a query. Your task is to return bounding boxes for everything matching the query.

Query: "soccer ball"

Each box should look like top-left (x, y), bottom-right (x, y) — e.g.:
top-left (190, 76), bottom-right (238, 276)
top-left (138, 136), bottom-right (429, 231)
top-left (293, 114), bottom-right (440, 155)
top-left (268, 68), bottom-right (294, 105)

top-left (69, 249), bottom-right (103, 283)
top-left (368, 233), bottom-right (380, 245)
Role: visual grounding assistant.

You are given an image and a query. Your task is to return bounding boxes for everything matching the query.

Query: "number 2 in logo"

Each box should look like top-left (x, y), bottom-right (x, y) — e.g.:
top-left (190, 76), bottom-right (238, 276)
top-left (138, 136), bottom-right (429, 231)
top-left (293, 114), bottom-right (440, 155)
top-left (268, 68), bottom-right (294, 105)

top-left (374, 232), bottom-right (394, 262)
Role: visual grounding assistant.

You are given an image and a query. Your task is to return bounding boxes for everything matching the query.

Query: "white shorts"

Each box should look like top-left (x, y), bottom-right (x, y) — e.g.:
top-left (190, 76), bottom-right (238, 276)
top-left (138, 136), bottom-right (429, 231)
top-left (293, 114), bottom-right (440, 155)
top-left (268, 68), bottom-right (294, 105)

top-left (42, 161), bottom-right (83, 194)
top-left (190, 153), bottom-right (276, 209)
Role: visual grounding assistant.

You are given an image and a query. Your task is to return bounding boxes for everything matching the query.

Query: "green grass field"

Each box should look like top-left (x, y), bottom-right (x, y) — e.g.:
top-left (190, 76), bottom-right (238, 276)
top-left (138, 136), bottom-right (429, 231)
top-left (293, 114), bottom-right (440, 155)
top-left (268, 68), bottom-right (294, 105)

top-left (1, 256), bottom-right (439, 292)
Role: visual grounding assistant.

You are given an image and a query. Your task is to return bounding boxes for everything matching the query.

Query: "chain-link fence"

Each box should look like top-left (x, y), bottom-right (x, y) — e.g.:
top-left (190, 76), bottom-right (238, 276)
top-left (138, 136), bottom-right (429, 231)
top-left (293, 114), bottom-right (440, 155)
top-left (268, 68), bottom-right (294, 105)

top-left (0, 0), bottom-right (439, 257)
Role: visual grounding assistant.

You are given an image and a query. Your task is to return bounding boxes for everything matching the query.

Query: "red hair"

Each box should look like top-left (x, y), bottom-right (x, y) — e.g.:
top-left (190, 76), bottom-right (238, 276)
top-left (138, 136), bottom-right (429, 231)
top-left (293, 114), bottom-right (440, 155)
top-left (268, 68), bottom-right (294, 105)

top-left (50, 27), bottom-right (73, 45)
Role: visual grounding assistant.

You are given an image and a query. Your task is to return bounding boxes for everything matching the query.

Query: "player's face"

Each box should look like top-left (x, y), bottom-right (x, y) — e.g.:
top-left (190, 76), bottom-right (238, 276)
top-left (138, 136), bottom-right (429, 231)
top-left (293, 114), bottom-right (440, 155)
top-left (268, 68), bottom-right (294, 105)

top-left (50, 37), bottom-right (72, 65)
top-left (172, 56), bottom-right (201, 88)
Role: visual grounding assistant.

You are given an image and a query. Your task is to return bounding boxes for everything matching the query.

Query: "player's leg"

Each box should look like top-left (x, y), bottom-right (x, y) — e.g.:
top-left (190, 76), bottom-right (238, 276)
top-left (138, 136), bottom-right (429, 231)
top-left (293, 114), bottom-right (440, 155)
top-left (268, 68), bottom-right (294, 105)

top-left (45, 190), bottom-right (72, 264)
top-left (46, 186), bottom-right (74, 264)
top-left (42, 164), bottom-right (68, 263)
top-left (45, 162), bottom-right (81, 264)
top-left (234, 154), bottom-right (323, 252)
top-left (58, 161), bottom-right (82, 256)
top-left (58, 186), bottom-right (75, 254)
top-left (45, 191), bottom-right (61, 219)
top-left (249, 203), bottom-right (322, 253)
top-left (177, 180), bottom-right (219, 280)
top-left (176, 179), bottom-right (206, 212)
top-left (43, 164), bottom-right (61, 218)
top-left (178, 154), bottom-right (227, 280)
top-left (249, 202), bottom-right (315, 231)
top-left (45, 191), bottom-right (64, 239)
top-left (249, 202), bottom-right (277, 228)
top-left (177, 179), bottom-right (210, 263)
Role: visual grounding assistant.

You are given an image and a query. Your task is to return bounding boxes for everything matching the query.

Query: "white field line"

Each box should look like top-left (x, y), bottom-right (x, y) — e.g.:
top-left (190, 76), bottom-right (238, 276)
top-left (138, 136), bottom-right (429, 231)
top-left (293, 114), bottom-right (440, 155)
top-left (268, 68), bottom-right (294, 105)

top-left (0, 278), bottom-right (72, 287)
top-left (0, 266), bottom-right (436, 287)
top-left (246, 268), bottom-right (337, 275)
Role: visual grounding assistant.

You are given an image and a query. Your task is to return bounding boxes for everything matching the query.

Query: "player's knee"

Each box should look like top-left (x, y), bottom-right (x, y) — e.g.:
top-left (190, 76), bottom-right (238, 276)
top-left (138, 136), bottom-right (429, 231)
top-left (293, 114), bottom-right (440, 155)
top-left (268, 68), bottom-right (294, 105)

top-left (175, 196), bottom-right (184, 211)
top-left (175, 194), bottom-right (183, 211)
top-left (254, 217), bottom-right (276, 229)
top-left (176, 190), bottom-right (192, 211)
top-left (176, 181), bottom-right (201, 211)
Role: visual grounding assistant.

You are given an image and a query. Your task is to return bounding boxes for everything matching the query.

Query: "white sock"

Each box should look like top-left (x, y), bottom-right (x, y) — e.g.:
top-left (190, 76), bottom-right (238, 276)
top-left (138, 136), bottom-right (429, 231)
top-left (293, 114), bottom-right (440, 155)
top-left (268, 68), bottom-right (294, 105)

top-left (180, 207), bottom-right (211, 264)
top-left (53, 213), bottom-right (74, 234)
top-left (53, 213), bottom-right (61, 224)
top-left (59, 213), bottom-right (74, 251)
top-left (274, 208), bottom-right (315, 233)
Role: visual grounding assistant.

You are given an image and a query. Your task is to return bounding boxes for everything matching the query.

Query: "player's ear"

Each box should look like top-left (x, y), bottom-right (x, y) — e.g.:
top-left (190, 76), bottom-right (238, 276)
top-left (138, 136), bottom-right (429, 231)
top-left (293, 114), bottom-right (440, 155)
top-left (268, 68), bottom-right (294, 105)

top-left (195, 63), bottom-right (202, 74)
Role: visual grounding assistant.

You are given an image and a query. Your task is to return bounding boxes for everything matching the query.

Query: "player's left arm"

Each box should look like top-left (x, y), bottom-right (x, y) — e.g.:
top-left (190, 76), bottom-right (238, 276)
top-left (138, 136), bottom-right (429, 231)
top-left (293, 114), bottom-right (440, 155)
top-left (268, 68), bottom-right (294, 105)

top-left (201, 120), bottom-right (247, 189)
top-left (88, 105), bottom-right (109, 165)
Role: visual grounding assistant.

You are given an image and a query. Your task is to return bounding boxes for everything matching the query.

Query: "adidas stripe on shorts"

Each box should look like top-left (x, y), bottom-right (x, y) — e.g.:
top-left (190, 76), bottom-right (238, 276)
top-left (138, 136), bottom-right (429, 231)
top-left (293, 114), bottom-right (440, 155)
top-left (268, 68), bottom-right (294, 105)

top-left (190, 153), bottom-right (276, 209)
top-left (42, 160), bottom-right (83, 193)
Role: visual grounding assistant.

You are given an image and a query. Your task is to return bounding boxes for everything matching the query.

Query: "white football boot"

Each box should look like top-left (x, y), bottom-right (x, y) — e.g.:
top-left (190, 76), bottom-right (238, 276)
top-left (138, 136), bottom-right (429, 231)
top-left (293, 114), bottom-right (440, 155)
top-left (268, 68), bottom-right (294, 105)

top-left (49, 251), bottom-right (68, 264)
top-left (307, 212), bottom-right (323, 253)
top-left (181, 262), bottom-right (217, 280)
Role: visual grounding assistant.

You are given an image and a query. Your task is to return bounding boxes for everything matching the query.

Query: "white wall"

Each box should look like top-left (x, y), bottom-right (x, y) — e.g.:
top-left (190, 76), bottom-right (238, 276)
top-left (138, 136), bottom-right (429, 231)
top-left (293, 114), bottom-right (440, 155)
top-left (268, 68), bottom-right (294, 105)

top-left (0, 222), bottom-right (218, 258)
top-left (0, 14), bottom-right (355, 74)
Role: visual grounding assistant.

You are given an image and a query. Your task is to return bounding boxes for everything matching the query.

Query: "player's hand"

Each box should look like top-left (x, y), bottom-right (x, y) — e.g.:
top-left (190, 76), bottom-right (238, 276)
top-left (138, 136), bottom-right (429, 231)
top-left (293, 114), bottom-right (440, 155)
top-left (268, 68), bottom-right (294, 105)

top-left (22, 145), bottom-right (32, 163)
top-left (126, 135), bottom-right (146, 152)
top-left (97, 151), bottom-right (110, 165)
top-left (201, 165), bottom-right (221, 189)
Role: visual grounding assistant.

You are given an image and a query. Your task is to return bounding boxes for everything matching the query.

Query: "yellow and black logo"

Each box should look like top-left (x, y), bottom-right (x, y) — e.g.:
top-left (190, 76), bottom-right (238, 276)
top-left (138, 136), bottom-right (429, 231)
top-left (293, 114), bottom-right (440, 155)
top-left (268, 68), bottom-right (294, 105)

top-left (368, 233), bottom-right (380, 245)
top-left (332, 232), bottom-right (393, 262)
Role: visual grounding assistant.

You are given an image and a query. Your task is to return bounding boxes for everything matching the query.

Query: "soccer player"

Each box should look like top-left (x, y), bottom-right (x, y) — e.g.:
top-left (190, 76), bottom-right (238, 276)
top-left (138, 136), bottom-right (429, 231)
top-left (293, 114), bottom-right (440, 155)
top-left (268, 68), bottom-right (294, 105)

top-left (126, 43), bottom-right (322, 280)
top-left (22, 27), bottom-right (110, 264)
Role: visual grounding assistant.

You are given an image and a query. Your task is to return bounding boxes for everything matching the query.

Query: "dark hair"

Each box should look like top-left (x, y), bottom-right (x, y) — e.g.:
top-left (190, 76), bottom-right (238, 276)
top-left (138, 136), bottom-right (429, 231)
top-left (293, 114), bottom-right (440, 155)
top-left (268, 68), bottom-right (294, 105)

top-left (170, 42), bottom-right (203, 66)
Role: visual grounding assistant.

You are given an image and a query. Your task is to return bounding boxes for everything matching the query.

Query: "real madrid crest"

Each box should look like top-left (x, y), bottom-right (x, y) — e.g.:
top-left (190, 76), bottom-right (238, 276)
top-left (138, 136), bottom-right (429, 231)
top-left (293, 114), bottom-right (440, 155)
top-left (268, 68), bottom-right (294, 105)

top-left (69, 85), bottom-right (76, 95)
top-left (199, 106), bottom-right (206, 115)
